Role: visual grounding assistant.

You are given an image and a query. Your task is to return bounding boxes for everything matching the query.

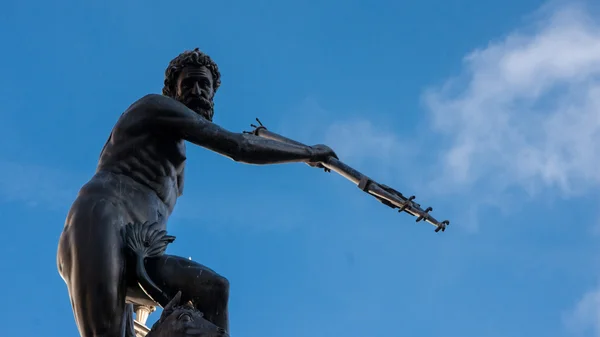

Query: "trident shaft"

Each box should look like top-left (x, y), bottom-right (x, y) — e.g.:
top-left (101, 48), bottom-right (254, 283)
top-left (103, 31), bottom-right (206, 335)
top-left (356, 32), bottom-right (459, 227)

top-left (244, 118), bottom-right (450, 232)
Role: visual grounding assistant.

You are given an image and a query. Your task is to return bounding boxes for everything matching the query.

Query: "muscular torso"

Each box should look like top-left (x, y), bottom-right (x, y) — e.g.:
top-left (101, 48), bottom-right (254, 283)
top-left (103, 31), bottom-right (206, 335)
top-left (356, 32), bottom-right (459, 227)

top-left (72, 96), bottom-right (187, 228)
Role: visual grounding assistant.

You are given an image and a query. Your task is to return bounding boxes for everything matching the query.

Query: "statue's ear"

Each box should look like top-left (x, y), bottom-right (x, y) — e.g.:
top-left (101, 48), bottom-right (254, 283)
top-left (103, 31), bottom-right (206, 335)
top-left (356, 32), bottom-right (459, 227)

top-left (164, 291), bottom-right (182, 312)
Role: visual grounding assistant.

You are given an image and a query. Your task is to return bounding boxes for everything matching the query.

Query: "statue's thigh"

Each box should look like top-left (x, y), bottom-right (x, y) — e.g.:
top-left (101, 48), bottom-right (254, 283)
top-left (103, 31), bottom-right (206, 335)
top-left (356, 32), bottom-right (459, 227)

top-left (61, 197), bottom-right (129, 337)
top-left (145, 254), bottom-right (229, 302)
top-left (145, 254), bottom-right (230, 331)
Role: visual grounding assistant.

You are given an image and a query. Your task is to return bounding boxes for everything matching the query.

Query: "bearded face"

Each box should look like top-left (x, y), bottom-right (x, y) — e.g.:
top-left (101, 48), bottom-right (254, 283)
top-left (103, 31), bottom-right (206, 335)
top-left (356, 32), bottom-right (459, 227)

top-left (174, 65), bottom-right (215, 121)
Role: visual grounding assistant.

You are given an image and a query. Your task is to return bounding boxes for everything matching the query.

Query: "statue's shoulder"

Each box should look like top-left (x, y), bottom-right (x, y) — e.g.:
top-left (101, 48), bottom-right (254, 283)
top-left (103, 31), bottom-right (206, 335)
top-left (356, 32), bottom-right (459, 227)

top-left (117, 94), bottom-right (172, 123)
top-left (127, 94), bottom-right (170, 112)
top-left (108, 94), bottom-right (166, 133)
top-left (124, 94), bottom-right (185, 118)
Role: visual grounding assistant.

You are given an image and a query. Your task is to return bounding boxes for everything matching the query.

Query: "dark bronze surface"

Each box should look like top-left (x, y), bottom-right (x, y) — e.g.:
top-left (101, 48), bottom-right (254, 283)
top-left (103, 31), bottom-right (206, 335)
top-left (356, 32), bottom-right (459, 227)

top-left (56, 48), bottom-right (337, 337)
top-left (147, 292), bottom-right (229, 337)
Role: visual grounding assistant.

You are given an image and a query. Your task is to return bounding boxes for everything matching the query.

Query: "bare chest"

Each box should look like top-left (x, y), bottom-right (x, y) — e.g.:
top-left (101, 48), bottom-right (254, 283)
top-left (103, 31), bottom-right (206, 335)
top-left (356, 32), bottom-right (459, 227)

top-left (98, 135), bottom-right (187, 208)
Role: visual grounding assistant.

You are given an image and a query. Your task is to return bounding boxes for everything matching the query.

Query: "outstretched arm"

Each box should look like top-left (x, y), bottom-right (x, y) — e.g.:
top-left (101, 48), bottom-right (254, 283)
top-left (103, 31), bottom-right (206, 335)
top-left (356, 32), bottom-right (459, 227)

top-left (133, 94), bottom-right (334, 165)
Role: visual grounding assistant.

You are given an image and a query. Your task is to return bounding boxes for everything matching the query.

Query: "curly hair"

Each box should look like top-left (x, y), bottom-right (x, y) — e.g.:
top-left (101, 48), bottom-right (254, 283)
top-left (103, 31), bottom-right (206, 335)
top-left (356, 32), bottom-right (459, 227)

top-left (162, 48), bottom-right (221, 98)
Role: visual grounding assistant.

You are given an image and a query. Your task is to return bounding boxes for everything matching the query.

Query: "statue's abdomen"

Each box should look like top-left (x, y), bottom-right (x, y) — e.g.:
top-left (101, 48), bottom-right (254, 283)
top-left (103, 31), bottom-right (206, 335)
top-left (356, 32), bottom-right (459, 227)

top-left (73, 170), bottom-right (170, 229)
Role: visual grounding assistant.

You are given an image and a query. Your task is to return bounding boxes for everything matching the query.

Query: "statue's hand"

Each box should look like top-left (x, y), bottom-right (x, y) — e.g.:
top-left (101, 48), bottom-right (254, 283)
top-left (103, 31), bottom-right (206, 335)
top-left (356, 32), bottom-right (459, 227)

top-left (307, 144), bottom-right (338, 172)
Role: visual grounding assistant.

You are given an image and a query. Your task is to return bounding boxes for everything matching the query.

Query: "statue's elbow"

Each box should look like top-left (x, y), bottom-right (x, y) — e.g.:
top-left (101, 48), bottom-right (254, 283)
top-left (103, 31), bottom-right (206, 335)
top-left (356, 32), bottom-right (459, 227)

top-left (229, 140), bottom-right (252, 163)
top-left (229, 140), bottom-right (265, 164)
top-left (229, 151), bottom-right (245, 163)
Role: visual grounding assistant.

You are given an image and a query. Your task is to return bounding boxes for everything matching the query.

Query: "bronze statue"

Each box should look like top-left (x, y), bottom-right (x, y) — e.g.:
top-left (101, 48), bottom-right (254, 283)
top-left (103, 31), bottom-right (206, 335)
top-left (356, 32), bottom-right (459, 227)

top-left (56, 48), bottom-right (338, 337)
top-left (146, 292), bottom-right (229, 337)
top-left (56, 47), bottom-right (451, 337)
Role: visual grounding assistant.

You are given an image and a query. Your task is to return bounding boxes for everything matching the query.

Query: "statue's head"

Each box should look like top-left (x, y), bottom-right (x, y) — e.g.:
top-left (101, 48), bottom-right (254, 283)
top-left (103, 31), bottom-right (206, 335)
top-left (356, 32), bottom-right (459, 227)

top-left (147, 292), bottom-right (229, 337)
top-left (163, 48), bottom-right (221, 122)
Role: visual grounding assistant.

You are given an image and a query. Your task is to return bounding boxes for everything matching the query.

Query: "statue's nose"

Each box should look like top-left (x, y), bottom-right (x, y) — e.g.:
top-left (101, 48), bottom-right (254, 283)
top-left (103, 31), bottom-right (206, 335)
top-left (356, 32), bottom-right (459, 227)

top-left (192, 82), bottom-right (201, 96)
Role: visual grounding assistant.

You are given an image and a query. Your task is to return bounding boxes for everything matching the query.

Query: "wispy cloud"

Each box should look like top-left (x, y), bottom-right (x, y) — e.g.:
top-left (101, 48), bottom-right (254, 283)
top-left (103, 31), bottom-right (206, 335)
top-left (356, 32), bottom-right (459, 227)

top-left (0, 161), bottom-right (84, 211)
top-left (279, 98), bottom-right (415, 183)
top-left (276, 2), bottom-right (600, 232)
top-left (420, 1), bottom-right (600, 333)
top-left (324, 119), bottom-right (401, 165)
top-left (423, 1), bottom-right (600, 198)
top-left (565, 285), bottom-right (600, 337)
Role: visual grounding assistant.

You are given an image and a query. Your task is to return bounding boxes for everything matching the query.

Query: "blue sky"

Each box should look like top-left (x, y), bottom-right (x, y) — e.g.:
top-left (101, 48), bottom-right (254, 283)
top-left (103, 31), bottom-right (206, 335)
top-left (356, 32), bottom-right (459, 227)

top-left (3, 0), bottom-right (600, 336)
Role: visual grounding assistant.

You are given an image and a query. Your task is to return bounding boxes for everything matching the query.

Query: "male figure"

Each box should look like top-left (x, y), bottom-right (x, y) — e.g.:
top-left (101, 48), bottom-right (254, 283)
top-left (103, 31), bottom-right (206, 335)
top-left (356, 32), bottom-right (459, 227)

top-left (56, 48), bottom-right (337, 337)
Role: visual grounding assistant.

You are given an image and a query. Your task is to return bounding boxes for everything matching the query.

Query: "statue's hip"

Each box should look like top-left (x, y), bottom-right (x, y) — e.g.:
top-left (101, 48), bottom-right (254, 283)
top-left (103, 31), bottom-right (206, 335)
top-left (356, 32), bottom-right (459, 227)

top-left (71, 172), bottom-right (170, 225)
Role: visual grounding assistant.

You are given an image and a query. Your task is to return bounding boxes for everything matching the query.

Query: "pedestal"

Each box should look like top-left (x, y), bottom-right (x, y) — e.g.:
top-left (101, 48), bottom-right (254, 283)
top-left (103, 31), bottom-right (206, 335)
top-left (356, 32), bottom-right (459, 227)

top-left (133, 304), bottom-right (156, 337)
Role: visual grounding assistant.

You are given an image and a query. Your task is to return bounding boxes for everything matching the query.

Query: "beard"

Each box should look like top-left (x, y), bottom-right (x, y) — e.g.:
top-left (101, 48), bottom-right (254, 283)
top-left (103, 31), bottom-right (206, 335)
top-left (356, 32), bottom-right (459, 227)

top-left (179, 96), bottom-right (214, 121)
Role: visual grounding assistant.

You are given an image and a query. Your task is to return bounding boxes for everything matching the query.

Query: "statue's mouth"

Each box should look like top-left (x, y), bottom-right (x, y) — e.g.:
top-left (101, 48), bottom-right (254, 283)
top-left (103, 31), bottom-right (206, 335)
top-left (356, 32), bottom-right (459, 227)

top-left (183, 98), bottom-right (213, 120)
top-left (185, 98), bottom-right (210, 110)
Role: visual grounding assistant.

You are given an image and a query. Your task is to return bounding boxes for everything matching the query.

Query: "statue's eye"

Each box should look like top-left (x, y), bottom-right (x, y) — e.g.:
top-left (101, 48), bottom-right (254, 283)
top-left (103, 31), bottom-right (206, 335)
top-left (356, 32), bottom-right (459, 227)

top-left (177, 313), bottom-right (193, 322)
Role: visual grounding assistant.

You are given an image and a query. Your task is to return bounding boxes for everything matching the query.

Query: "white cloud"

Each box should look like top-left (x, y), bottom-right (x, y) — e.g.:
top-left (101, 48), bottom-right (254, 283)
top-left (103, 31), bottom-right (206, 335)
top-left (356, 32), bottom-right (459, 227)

top-left (565, 285), bottom-right (600, 337)
top-left (279, 1), bottom-right (600, 231)
top-left (423, 2), bottom-right (600, 197)
top-left (323, 119), bottom-right (414, 176)
top-left (420, 1), bottom-right (600, 333)
top-left (278, 98), bottom-right (413, 181)
top-left (324, 119), bottom-right (398, 163)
